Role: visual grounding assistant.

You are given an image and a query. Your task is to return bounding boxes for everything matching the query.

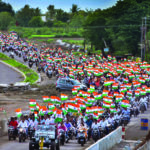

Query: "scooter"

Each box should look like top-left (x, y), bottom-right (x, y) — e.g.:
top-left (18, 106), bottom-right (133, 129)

top-left (28, 126), bottom-right (35, 140)
top-left (18, 127), bottom-right (27, 143)
top-left (58, 129), bottom-right (65, 145)
top-left (8, 126), bottom-right (17, 141)
top-left (92, 128), bottom-right (99, 142)
top-left (77, 129), bottom-right (86, 146)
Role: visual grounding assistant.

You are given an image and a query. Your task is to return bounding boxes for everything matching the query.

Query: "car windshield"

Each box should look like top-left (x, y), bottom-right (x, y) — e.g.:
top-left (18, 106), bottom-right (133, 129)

top-left (72, 80), bottom-right (81, 85)
top-left (37, 125), bottom-right (55, 131)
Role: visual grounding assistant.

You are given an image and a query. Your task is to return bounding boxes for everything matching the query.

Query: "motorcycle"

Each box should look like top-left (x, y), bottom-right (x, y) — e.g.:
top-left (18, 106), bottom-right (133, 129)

top-left (67, 128), bottom-right (74, 140)
top-left (9, 53), bottom-right (14, 59)
top-left (28, 126), bottom-right (35, 140)
top-left (92, 128), bottom-right (99, 142)
top-left (58, 129), bottom-right (65, 145)
top-left (8, 126), bottom-right (16, 141)
top-left (77, 129), bottom-right (86, 146)
top-left (18, 127), bottom-right (27, 143)
top-left (99, 126), bottom-right (105, 138)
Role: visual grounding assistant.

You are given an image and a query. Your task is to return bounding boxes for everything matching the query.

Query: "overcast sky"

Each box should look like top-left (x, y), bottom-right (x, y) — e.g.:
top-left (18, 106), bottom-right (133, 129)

top-left (3, 0), bottom-right (118, 13)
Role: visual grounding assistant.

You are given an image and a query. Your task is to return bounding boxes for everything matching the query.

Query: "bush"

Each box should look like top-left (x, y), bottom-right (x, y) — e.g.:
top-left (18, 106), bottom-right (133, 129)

top-left (0, 12), bottom-right (13, 30)
top-left (28, 16), bottom-right (44, 27)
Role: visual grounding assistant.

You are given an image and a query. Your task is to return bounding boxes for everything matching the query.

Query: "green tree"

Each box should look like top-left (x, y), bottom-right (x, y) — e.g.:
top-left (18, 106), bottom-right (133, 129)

top-left (0, 0), bottom-right (14, 15)
top-left (56, 9), bottom-right (70, 22)
top-left (71, 4), bottom-right (80, 15)
top-left (83, 9), bottom-right (107, 55)
top-left (47, 5), bottom-right (56, 20)
top-left (28, 16), bottom-right (44, 27)
top-left (16, 5), bottom-right (41, 26)
top-left (0, 12), bottom-right (13, 30)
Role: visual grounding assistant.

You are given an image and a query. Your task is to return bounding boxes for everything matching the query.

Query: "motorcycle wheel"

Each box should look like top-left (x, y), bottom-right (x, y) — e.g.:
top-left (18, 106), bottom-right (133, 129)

top-left (56, 141), bottom-right (60, 150)
top-left (8, 136), bottom-right (11, 141)
top-left (81, 141), bottom-right (84, 146)
top-left (51, 141), bottom-right (55, 150)
top-left (61, 140), bottom-right (64, 145)
top-left (19, 136), bottom-right (21, 143)
top-left (29, 142), bottom-right (34, 150)
top-left (13, 136), bottom-right (16, 140)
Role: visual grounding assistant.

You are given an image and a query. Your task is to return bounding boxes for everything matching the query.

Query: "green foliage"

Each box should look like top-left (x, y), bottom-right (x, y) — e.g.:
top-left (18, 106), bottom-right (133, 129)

top-left (31, 35), bottom-right (55, 38)
top-left (53, 21), bottom-right (67, 27)
top-left (73, 52), bottom-right (85, 56)
top-left (0, 12), bottom-right (13, 30)
top-left (0, 53), bottom-right (39, 84)
top-left (28, 16), bottom-right (44, 27)
top-left (62, 39), bottom-right (84, 45)
top-left (16, 5), bottom-right (41, 27)
top-left (0, 1), bottom-right (14, 15)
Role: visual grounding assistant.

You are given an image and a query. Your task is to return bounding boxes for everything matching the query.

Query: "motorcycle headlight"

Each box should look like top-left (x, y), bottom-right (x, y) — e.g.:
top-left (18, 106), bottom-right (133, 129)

top-left (49, 135), bottom-right (55, 139)
top-left (19, 128), bottom-right (23, 132)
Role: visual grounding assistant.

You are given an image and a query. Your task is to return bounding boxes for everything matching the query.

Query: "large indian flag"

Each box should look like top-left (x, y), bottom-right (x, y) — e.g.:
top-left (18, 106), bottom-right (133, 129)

top-left (42, 96), bottom-right (50, 102)
top-left (15, 108), bottom-right (22, 118)
top-left (61, 94), bottom-right (68, 101)
top-left (29, 99), bottom-right (36, 107)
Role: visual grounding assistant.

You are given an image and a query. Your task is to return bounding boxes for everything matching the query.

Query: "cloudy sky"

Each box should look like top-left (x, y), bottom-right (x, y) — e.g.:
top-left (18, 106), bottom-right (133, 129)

top-left (3, 0), bottom-right (118, 13)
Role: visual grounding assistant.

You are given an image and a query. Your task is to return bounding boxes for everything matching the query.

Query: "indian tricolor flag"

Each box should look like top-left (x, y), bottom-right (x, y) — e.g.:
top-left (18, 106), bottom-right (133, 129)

top-left (68, 103), bottom-right (79, 112)
top-left (61, 94), bottom-right (68, 101)
top-left (29, 106), bottom-right (34, 112)
top-left (55, 110), bottom-right (63, 123)
top-left (146, 87), bottom-right (150, 93)
top-left (140, 90), bottom-right (146, 96)
top-left (87, 97), bottom-right (95, 103)
top-left (112, 83), bottom-right (118, 90)
top-left (103, 102), bottom-right (111, 108)
top-left (34, 112), bottom-right (38, 119)
top-left (135, 90), bottom-right (140, 97)
top-left (43, 96), bottom-right (50, 102)
top-left (121, 100), bottom-right (130, 108)
top-left (116, 95), bottom-right (123, 103)
top-left (15, 108), bottom-right (22, 118)
top-left (90, 85), bottom-right (95, 92)
top-left (29, 99), bottom-right (36, 107)
top-left (103, 97), bottom-right (112, 104)
top-left (127, 91), bottom-right (132, 96)
top-left (72, 89), bottom-right (77, 95)
top-left (102, 90), bottom-right (109, 97)
top-left (86, 107), bottom-right (92, 114)
top-left (48, 103), bottom-right (55, 110)
top-left (104, 81), bottom-right (111, 87)
top-left (36, 103), bottom-right (40, 111)
top-left (78, 102), bottom-right (86, 110)
top-left (126, 83), bottom-right (132, 89)
top-left (124, 78), bottom-right (129, 83)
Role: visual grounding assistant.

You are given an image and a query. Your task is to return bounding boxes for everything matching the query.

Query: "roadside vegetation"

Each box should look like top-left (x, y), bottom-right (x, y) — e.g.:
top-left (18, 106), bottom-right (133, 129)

top-left (0, 53), bottom-right (39, 84)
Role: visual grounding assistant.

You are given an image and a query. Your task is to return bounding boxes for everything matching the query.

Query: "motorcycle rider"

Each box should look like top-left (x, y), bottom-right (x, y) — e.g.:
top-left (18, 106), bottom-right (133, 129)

top-left (17, 117), bottom-right (28, 135)
top-left (40, 116), bottom-right (45, 125)
top-left (99, 116), bottom-right (109, 135)
top-left (9, 117), bottom-right (18, 136)
top-left (91, 119), bottom-right (100, 139)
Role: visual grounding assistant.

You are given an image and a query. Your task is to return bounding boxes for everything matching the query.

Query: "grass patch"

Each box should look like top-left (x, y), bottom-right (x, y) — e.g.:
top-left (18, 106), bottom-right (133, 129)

top-left (30, 35), bottom-right (55, 38)
top-left (0, 53), bottom-right (39, 84)
top-left (62, 39), bottom-right (84, 45)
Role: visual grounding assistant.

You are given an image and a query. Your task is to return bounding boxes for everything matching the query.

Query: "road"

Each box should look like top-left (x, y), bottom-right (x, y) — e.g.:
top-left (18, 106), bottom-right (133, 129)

top-left (0, 50), bottom-right (56, 86)
top-left (0, 136), bottom-right (93, 150)
top-left (0, 62), bottom-right (23, 84)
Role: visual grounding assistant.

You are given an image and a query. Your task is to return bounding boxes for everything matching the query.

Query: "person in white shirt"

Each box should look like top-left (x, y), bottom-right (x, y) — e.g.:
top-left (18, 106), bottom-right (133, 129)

top-left (45, 115), bottom-right (50, 125)
top-left (99, 116), bottom-right (109, 134)
top-left (140, 95), bottom-right (148, 110)
top-left (18, 118), bottom-right (28, 135)
top-left (91, 119), bottom-right (100, 138)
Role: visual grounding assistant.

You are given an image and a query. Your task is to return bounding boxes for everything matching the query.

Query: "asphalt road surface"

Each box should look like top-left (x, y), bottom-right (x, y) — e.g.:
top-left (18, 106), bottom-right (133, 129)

top-left (0, 62), bottom-right (23, 84)
top-left (0, 136), bottom-right (93, 150)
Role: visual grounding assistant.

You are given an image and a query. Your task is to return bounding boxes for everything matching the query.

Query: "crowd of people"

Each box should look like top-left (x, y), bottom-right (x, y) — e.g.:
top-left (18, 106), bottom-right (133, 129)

top-left (1, 32), bottom-right (149, 141)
